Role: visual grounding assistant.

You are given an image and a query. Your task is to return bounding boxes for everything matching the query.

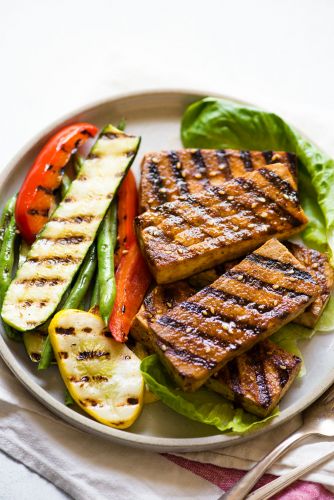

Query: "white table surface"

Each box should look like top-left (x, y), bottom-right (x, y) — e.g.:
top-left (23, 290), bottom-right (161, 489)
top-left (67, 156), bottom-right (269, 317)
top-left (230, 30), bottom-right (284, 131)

top-left (1, 0), bottom-right (334, 497)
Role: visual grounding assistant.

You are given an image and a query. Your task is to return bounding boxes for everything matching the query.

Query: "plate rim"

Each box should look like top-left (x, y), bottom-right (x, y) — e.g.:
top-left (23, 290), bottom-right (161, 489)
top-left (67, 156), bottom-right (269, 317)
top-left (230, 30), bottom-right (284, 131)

top-left (0, 88), bottom-right (333, 452)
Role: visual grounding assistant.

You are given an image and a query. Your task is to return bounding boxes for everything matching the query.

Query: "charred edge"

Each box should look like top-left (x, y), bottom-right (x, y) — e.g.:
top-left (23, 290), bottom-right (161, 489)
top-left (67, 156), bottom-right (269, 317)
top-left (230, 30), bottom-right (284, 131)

top-left (18, 277), bottom-right (65, 287)
top-left (181, 301), bottom-right (263, 336)
top-left (147, 160), bottom-right (167, 204)
top-left (204, 286), bottom-right (272, 313)
top-left (157, 315), bottom-right (231, 351)
top-left (247, 253), bottom-right (317, 283)
top-left (77, 350), bottom-right (110, 360)
top-left (259, 168), bottom-right (299, 204)
top-left (262, 151), bottom-right (273, 164)
top-left (252, 345), bottom-right (272, 408)
top-left (26, 256), bottom-right (80, 265)
top-left (226, 270), bottom-right (311, 300)
top-left (27, 208), bottom-right (49, 217)
top-left (37, 185), bottom-right (54, 195)
top-left (191, 150), bottom-right (210, 185)
top-left (216, 150), bottom-right (232, 180)
top-left (234, 176), bottom-right (302, 227)
top-left (55, 327), bottom-right (75, 335)
top-left (240, 150), bottom-right (253, 171)
top-left (168, 151), bottom-right (189, 195)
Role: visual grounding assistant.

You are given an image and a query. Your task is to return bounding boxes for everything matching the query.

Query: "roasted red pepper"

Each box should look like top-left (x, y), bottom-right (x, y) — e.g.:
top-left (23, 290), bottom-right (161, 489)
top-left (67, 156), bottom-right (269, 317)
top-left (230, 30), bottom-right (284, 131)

top-left (109, 242), bottom-right (151, 342)
top-left (16, 123), bottom-right (98, 243)
top-left (114, 170), bottom-right (138, 268)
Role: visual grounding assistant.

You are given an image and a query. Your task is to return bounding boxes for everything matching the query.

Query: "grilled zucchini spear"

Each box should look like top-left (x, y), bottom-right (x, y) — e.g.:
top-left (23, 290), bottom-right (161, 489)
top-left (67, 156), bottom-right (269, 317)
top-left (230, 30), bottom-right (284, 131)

top-left (2, 125), bottom-right (140, 332)
top-left (49, 309), bottom-right (144, 428)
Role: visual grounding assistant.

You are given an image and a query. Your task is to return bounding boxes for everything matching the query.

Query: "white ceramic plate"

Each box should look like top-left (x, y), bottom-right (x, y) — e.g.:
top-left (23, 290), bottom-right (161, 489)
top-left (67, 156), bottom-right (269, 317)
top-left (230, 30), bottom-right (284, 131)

top-left (1, 90), bottom-right (333, 452)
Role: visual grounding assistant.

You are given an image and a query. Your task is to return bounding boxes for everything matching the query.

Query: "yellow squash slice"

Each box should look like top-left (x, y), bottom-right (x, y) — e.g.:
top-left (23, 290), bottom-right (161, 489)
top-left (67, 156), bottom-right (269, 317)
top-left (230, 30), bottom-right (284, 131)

top-left (49, 309), bottom-right (144, 429)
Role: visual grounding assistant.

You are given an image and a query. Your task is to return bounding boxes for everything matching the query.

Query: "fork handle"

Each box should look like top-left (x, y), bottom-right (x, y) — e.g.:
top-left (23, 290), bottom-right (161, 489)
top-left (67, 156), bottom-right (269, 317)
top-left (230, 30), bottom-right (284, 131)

top-left (218, 429), bottom-right (311, 500)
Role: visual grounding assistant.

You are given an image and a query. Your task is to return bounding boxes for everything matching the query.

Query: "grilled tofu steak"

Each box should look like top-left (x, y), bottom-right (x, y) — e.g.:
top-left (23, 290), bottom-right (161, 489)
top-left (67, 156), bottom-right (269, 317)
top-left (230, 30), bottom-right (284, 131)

top-left (148, 239), bottom-right (319, 391)
top-left (207, 340), bottom-right (301, 417)
top-left (285, 242), bottom-right (334, 328)
top-left (140, 149), bottom-right (297, 211)
top-left (136, 163), bottom-right (308, 284)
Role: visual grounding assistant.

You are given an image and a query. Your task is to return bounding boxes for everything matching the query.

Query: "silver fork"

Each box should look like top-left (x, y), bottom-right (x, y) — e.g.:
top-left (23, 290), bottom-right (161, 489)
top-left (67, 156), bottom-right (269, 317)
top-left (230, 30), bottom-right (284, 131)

top-left (219, 385), bottom-right (334, 500)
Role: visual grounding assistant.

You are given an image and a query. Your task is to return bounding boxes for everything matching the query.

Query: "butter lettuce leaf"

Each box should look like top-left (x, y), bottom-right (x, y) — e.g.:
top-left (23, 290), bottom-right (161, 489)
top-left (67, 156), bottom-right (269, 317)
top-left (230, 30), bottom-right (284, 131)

top-left (181, 97), bottom-right (334, 260)
top-left (141, 355), bottom-right (278, 434)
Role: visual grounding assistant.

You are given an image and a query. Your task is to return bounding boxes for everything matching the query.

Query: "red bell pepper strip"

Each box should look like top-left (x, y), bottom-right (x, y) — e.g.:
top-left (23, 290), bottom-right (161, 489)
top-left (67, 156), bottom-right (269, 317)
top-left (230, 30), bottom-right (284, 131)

top-left (114, 170), bottom-right (138, 268)
top-left (109, 242), bottom-right (151, 342)
top-left (15, 123), bottom-right (98, 244)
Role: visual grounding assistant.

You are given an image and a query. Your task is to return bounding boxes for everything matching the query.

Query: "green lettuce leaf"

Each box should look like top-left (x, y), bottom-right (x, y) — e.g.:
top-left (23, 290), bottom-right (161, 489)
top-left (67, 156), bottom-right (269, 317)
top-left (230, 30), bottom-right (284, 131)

top-left (315, 294), bottom-right (334, 331)
top-left (141, 355), bottom-right (278, 434)
top-left (181, 97), bottom-right (334, 260)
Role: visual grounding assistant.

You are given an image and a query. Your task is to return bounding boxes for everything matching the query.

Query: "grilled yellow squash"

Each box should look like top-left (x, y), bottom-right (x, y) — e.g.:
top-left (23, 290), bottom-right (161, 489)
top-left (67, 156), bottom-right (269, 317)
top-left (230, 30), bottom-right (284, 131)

top-left (49, 309), bottom-right (144, 428)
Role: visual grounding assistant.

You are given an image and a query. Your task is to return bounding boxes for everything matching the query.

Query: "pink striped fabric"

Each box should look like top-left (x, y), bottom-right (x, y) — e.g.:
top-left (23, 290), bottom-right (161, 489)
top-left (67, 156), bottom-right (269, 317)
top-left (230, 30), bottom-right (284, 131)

top-left (165, 454), bottom-right (334, 499)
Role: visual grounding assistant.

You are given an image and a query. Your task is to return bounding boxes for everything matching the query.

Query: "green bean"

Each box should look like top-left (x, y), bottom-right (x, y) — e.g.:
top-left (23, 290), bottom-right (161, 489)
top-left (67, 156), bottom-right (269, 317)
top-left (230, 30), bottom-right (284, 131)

top-left (64, 388), bottom-right (74, 406)
top-left (0, 196), bottom-right (22, 342)
top-left (73, 154), bottom-right (84, 175)
top-left (117, 118), bottom-right (126, 131)
top-left (98, 202), bottom-right (117, 325)
top-left (90, 271), bottom-right (100, 309)
top-left (38, 244), bottom-right (97, 370)
top-left (61, 173), bottom-right (71, 198)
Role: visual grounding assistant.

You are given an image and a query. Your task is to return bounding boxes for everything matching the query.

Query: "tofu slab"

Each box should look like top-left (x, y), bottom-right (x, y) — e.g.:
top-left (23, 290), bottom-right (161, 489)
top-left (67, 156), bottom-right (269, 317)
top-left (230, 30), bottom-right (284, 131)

top-left (136, 164), bottom-right (308, 284)
top-left (148, 239), bottom-right (320, 391)
top-left (286, 242), bottom-right (334, 328)
top-left (140, 149), bottom-right (297, 211)
top-left (207, 340), bottom-right (301, 417)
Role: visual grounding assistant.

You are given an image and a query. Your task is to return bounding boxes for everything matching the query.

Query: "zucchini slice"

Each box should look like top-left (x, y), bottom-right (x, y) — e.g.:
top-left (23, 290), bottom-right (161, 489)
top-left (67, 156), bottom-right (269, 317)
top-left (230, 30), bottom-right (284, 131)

top-left (2, 125), bottom-right (140, 331)
top-left (49, 309), bottom-right (144, 428)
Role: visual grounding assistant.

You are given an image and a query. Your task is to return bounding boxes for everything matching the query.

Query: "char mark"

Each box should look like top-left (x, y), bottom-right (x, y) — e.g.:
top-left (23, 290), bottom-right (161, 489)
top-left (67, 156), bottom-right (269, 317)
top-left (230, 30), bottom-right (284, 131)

top-left (18, 277), bottom-right (65, 287)
top-left (287, 152), bottom-right (298, 178)
top-left (204, 286), bottom-right (272, 313)
top-left (227, 359), bottom-right (243, 398)
top-left (157, 315), bottom-right (232, 351)
top-left (147, 160), bottom-right (167, 204)
top-left (240, 150), bottom-right (253, 171)
top-left (180, 301), bottom-right (263, 336)
top-left (169, 151), bottom-right (189, 195)
top-left (156, 337), bottom-right (217, 369)
top-left (191, 150), bottom-right (210, 184)
top-left (55, 327), bottom-right (75, 335)
top-left (42, 236), bottom-right (86, 245)
top-left (77, 350), bottom-right (110, 360)
top-left (26, 255), bottom-right (80, 265)
top-left (262, 151), bottom-right (273, 164)
top-left (251, 345), bottom-right (271, 408)
top-left (247, 253), bottom-right (317, 283)
top-left (234, 176), bottom-right (302, 227)
top-left (53, 215), bottom-right (96, 224)
top-left (216, 150), bottom-right (232, 180)
top-left (259, 168), bottom-right (299, 204)
top-left (37, 185), bottom-right (54, 195)
top-left (226, 270), bottom-right (311, 301)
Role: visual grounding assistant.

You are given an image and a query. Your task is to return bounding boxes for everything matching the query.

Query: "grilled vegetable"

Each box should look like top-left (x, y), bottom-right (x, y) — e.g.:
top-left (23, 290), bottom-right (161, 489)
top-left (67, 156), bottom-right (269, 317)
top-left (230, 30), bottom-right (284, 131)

top-left (15, 123), bottom-right (98, 244)
top-left (0, 197), bottom-right (21, 341)
top-left (61, 174), bottom-right (71, 198)
top-left (38, 244), bottom-right (97, 369)
top-left (140, 149), bottom-right (297, 212)
top-left (136, 163), bottom-right (308, 284)
top-left (285, 242), bottom-right (334, 328)
top-left (49, 309), bottom-right (144, 428)
top-left (114, 170), bottom-right (138, 268)
top-left (207, 340), bottom-right (301, 417)
top-left (149, 239), bottom-right (320, 391)
top-left (2, 125), bottom-right (140, 331)
top-left (97, 202), bottom-right (117, 325)
top-left (90, 272), bottom-right (100, 309)
top-left (109, 242), bottom-right (151, 343)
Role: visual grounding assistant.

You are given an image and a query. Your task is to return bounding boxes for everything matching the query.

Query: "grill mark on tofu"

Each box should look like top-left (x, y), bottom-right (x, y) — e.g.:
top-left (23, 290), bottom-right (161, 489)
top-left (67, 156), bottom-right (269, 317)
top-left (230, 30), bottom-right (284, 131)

top-left (180, 300), bottom-right (263, 336)
top-left (156, 335), bottom-right (218, 370)
top-left (246, 253), bottom-right (317, 283)
top-left (204, 285), bottom-right (273, 313)
top-left (228, 359), bottom-right (243, 397)
top-left (147, 160), bottom-right (167, 205)
top-left (226, 270), bottom-right (311, 300)
top-left (259, 168), bottom-right (299, 203)
top-left (251, 345), bottom-right (272, 408)
top-left (287, 153), bottom-right (298, 179)
top-left (240, 150), bottom-right (253, 171)
top-left (262, 151), bottom-right (273, 164)
top-left (234, 177), bottom-right (301, 227)
top-left (77, 350), bottom-right (111, 360)
top-left (18, 277), bottom-right (65, 287)
top-left (216, 150), bottom-right (232, 179)
top-left (191, 150), bottom-right (210, 185)
top-left (168, 151), bottom-right (189, 195)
